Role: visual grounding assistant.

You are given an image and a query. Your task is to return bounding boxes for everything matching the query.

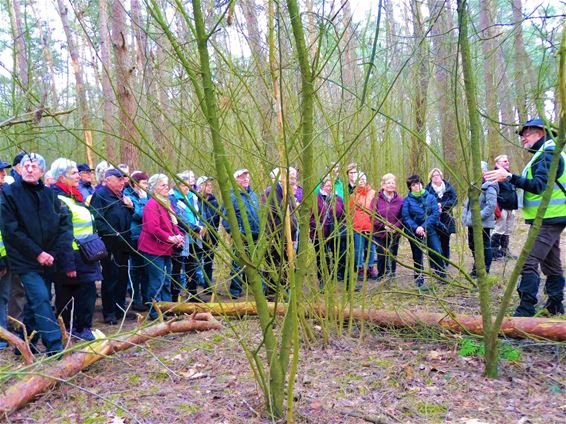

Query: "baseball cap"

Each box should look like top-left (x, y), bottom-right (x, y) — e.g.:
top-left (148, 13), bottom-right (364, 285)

top-left (196, 176), bottom-right (214, 187)
top-left (0, 160), bottom-right (12, 169)
top-left (77, 163), bottom-right (94, 172)
top-left (105, 168), bottom-right (125, 179)
top-left (233, 169), bottom-right (249, 179)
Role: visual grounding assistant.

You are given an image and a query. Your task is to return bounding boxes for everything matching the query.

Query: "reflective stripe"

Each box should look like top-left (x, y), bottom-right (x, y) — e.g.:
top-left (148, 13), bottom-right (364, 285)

top-left (0, 232), bottom-right (5, 257)
top-left (523, 198), bottom-right (566, 208)
top-left (58, 195), bottom-right (95, 250)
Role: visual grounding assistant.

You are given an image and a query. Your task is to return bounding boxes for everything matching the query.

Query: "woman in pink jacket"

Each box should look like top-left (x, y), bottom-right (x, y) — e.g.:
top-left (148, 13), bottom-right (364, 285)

top-left (138, 174), bottom-right (184, 319)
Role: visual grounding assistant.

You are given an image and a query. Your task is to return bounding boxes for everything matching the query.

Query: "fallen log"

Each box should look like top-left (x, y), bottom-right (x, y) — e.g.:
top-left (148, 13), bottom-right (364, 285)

top-left (0, 327), bottom-right (34, 365)
top-left (158, 301), bottom-right (566, 342)
top-left (0, 312), bottom-right (221, 415)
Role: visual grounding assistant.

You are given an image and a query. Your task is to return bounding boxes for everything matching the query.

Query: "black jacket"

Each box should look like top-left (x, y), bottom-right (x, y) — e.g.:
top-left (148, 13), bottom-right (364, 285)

top-left (198, 192), bottom-right (221, 247)
top-left (51, 185), bottom-right (103, 284)
top-left (0, 179), bottom-right (74, 274)
top-left (425, 180), bottom-right (458, 234)
top-left (89, 185), bottom-right (133, 251)
top-left (510, 136), bottom-right (566, 225)
top-left (496, 180), bottom-right (518, 210)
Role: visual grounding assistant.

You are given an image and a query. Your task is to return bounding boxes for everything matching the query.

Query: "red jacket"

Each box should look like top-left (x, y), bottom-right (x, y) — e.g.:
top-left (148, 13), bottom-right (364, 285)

top-left (350, 185), bottom-right (376, 233)
top-left (138, 198), bottom-right (181, 256)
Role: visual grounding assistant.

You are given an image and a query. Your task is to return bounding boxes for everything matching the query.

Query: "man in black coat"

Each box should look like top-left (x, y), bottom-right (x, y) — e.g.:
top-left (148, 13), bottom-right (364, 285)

top-left (89, 168), bottom-right (133, 324)
top-left (0, 153), bottom-right (74, 355)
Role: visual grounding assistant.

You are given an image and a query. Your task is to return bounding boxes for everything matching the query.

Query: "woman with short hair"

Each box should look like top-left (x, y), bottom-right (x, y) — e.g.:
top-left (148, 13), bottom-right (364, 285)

top-left (138, 174), bottom-right (184, 319)
top-left (372, 173), bottom-right (404, 280)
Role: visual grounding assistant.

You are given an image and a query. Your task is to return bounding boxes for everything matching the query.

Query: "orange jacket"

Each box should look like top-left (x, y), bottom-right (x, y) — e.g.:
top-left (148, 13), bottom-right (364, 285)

top-left (350, 185), bottom-right (376, 232)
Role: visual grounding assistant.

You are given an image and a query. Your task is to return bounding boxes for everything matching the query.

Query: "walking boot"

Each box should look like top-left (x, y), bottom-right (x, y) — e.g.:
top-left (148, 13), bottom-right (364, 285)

top-left (501, 235), bottom-right (517, 260)
top-left (491, 233), bottom-right (503, 261)
top-left (544, 275), bottom-right (565, 315)
top-left (513, 273), bottom-right (540, 317)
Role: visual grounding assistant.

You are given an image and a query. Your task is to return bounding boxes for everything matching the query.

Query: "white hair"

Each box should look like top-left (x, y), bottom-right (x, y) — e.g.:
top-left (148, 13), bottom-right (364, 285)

top-left (148, 173), bottom-right (168, 193)
top-left (50, 158), bottom-right (77, 180)
top-left (95, 161), bottom-right (113, 182)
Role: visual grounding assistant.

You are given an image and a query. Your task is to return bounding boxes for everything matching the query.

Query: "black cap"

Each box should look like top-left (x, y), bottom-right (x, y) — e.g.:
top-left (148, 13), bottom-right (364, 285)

top-left (0, 160), bottom-right (11, 170)
top-left (12, 152), bottom-right (26, 166)
top-left (77, 163), bottom-right (94, 172)
top-left (105, 168), bottom-right (124, 179)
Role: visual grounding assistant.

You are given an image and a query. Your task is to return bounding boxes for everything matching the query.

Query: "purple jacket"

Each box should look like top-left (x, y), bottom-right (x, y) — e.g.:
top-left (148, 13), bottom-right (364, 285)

top-left (372, 190), bottom-right (404, 238)
top-left (310, 192), bottom-right (345, 239)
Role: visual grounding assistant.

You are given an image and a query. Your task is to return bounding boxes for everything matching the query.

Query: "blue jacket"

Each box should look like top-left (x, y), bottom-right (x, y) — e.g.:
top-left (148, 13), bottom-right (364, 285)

top-left (170, 189), bottom-right (203, 252)
top-left (51, 185), bottom-right (103, 284)
top-left (78, 180), bottom-right (95, 203)
top-left (510, 136), bottom-right (566, 225)
top-left (124, 186), bottom-right (148, 242)
top-left (402, 190), bottom-right (440, 234)
top-left (425, 180), bottom-right (458, 234)
top-left (0, 179), bottom-right (74, 274)
top-left (223, 186), bottom-right (261, 238)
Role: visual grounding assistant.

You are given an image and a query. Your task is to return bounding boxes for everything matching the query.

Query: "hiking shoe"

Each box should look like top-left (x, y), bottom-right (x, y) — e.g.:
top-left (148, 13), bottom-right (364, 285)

top-left (75, 328), bottom-right (96, 342)
top-left (132, 303), bottom-right (148, 312)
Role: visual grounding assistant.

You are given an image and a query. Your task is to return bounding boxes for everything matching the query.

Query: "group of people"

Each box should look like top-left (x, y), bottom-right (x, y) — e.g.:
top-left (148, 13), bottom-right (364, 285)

top-left (0, 156), bottom-right (221, 354)
top-left (0, 118), bottom-right (563, 356)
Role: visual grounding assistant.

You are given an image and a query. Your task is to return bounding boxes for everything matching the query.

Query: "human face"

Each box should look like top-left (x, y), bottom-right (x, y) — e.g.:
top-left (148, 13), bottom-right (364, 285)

top-left (348, 168), bottom-right (358, 184)
top-left (202, 181), bottom-right (213, 196)
top-left (154, 180), bottom-right (170, 197)
top-left (410, 182), bottom-right (423, 193)
top-left (180, 183), bottom-right (191, 195)
top-left (105, 175), bottom-right (125, 194)
top-left (495, 157), bottom-right (510, 171)
top-left (288, 170), bottom-right (298, 187)
top-left (21, 160), bottom-right (44, 184)
top-left (137, 179), bottom-right (149, 192)
top-left (321, 180), bottom-right (332, 194)
top-left (0, 168), bottom-right (6, 184)
top-left (79, 170), bottom-right (92, 183)
top-left (381, 178), bottom-right (396, 194)
top-left (62, 167), bottom-right (80, 188)
top-left (358, 174), bottom-right (367, 188)
top-left (430, 171), bottom-right (443, 186)
top-left (236, 172), bottom-right (250, 189)
top-left (520, 128), bottom-right (543, 149)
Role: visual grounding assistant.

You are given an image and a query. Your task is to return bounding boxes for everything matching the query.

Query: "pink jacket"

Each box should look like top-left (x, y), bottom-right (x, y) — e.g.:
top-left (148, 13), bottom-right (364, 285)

top-left (138, 198), bottom-right (181, 256)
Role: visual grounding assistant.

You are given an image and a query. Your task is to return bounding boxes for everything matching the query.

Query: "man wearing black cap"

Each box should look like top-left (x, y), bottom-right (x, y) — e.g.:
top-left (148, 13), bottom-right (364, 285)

top-left (77, 163), bottom-right (95, 202)
top-left (8, 152), bottom-right (25, 184)
top-left (89, 168), bottom-right (134, 324)
top-left (485, 118), bottom-right (565, 317)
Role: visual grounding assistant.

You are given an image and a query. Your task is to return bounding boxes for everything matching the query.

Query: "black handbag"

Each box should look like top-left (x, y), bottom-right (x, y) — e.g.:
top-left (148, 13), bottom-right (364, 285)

top-left (75, 234), bottom-right (108, 263)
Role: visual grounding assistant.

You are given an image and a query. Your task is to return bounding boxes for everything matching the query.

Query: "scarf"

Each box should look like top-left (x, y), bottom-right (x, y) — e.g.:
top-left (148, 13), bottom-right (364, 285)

top-left (154, 193), bottom-right (178, 226)
top-left (382, 191), bottom-right (394, 202)
top-left (412, 189), bottom-right (426, 198)
top-left (55, 182), bottom-right (84, 203)
top-left (432, 181), bottom-right (446, 199)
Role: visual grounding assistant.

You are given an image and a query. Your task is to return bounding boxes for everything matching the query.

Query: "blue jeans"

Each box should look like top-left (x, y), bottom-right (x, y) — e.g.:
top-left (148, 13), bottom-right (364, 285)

top-left (145, 254), bottom-right (172, 319)
top-left (407, 229), bottom-right (445, 286)
top-left (374, 234), bottom-right (401, 278)
top-left (19, 272), bottom-right (63, 353)
top-left (354, 232), bottom-right (376, 269)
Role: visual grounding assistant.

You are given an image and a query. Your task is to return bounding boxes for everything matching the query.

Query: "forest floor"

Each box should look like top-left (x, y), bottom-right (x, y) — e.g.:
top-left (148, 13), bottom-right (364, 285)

top-left (1, 224), bottom-right (565, 423)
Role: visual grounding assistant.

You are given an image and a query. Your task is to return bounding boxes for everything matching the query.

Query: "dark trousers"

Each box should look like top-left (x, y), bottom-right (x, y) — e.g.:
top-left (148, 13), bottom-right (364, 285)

top-left (202, 247), bottom-right (216, 287)
top-left (374, 234), bottom-right (400, 278)
top-left (438, 231), bottom-right (452, 265)
top-left (55, 282), bottom-right (97, 331)
top-left (129, 247), bottom-right (149, 306)
top-left (8, 273), bottom-right (25, 330)
top-left (101, 249), bottom-right (130, 320)
top-left (19, 272), bottom-right (63, 353)
top-left (407, 229), bottom-right (444, 286)
top-left (467, 227), bottom-right (492, 274)
top-left (313, 235), bottom-right (346, 286)
top-left (172, 244), bottom-right (205, 299)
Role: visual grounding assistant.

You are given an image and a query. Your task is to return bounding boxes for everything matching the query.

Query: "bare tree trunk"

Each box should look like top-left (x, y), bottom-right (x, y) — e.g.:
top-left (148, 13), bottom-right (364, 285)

top-left (511, 0), bottom-right (529, 123)
top-left (131, 0), bottom-right (166, 155)
top-left (111, 0), bottom-right (139, 166)
top-left (480, 0), bottom-right (500, 160)
top-left (427, 0), bottom-right (459, 180)
top-left (9, 0), bottom-right (29, 98)
top-left (99, 0), bottom-right (116, 161)
top-left (56, 0), bottom-right (95, 168)
top-left (410, 0), bottom-right (429, 174)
